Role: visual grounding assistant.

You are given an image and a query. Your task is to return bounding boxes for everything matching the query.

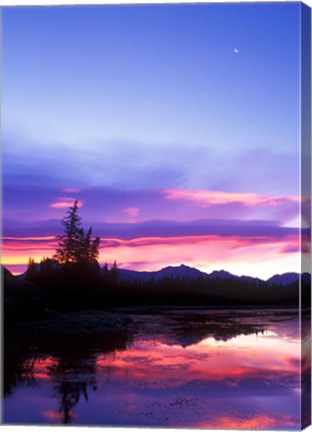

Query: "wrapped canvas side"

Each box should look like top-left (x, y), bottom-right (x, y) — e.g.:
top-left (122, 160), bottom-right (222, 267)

top-left (301, 2), bottom-right (311, 430)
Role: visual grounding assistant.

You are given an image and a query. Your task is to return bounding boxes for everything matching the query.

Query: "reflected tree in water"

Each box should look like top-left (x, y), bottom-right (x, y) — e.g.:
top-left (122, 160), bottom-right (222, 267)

top-left (45, 328), bottom-right (133, 424)
top-left (47, 353), bottom-right (98, 424)
top-left (3, 344), bottom-right (37, 397)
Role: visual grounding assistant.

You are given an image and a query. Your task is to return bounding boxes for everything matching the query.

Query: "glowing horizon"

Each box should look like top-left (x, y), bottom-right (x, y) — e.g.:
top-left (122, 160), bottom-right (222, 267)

top-left (2, 228), bottom-right (301, 280)
top-left (2, 3), bottom-right (304, 281)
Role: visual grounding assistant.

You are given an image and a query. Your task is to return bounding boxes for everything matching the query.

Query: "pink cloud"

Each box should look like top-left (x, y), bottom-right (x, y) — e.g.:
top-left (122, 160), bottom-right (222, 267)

top-left (62, 188), bottom-right (80, 193)
top-left (122, 207), bottom-right (140, 217)
top-left (280, 245), bottom-right (300, 254)
top-left (98, 233), bottom-right (299, 279)
top-left (163, 189), bottom-right (299, 208)
top-left (100, 234), bottom-right (298, 250)
top-left (49, 197), bottom-right (83, 209)
top-left (4, 236), bottom-right (56, 241)
top-left (2, 234), bottom-right (300, 279)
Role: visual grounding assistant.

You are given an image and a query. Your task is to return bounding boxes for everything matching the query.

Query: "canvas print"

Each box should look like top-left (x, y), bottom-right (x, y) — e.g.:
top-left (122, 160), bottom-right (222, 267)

top-left (1, 2), bottom-right (311, 429)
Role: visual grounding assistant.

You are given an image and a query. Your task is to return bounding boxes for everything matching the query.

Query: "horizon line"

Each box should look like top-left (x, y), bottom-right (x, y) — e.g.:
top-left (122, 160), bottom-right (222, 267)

top-left (4, 261), bottom-right (307, 283)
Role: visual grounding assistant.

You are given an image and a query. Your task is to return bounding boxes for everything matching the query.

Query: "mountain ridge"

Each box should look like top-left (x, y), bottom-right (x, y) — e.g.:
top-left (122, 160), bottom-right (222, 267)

top-left (13, 262), bottom-right (309, 287)
top-left (117, 264), bottom-right (307, 287)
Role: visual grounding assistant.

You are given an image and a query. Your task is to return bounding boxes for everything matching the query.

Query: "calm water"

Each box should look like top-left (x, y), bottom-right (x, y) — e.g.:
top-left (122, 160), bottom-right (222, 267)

top-left (3, 309), bottom-right (301, 429)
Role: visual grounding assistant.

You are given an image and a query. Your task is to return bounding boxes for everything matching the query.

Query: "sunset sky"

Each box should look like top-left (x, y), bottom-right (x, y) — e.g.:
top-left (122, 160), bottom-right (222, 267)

top-left (2, 3), bottom-right (305, 278)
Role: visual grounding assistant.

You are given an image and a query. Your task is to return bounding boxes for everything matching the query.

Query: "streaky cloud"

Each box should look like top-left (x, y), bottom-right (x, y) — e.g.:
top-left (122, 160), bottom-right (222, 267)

top-left (163, 189), bottom-right (299, 207)
top-left (3, 217), bottom-right (298, 239)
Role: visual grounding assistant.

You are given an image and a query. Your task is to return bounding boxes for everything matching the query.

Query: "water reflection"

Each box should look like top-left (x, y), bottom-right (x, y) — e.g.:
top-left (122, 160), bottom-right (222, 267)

top-left (3, 309), bottom-right (301, 429)
top-left (301, 310), bottom-right (311, 428)
top-left (47, 355), bottom-right (97, 423)
top-left (3, 316), bottom-right (133, 424)
top-left (4, 346), bottom-right (36, 398)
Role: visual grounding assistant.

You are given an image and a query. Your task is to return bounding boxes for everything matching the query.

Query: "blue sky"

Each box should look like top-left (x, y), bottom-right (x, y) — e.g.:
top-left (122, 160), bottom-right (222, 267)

top-left (3, 3), bottom-right (300, 191)
top-left (2, 3), bottom-right (305, 277)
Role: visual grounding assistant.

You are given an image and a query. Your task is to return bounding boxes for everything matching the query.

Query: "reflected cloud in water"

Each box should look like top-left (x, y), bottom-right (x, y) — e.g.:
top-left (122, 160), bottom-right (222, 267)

top-left (3, 309), bottom-right (301, 429)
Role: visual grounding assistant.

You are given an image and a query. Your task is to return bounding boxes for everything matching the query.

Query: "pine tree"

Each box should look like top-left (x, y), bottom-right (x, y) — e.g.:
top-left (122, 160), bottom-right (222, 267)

top-left (54, 200), bottom-right (101, 266)
top-left (55, 200), bottom-right (83, 264)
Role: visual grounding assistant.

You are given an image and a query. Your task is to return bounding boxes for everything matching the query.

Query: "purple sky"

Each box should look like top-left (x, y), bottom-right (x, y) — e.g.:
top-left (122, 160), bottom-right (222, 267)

top-left (2, 3), bottom-right (307, 278)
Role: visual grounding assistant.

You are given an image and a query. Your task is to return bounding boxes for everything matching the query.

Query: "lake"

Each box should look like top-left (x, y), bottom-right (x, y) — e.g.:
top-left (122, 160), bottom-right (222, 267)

top-left (3, 308), bottom-right (302, 429)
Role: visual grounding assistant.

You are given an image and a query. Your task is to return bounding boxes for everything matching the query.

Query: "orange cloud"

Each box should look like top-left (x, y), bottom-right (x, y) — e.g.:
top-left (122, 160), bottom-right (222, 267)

top-left (42, 410), bottom-right (76, 422)
top-left (163, 189), bottom-right (299, 207)
top-left (196, 413), bottom-right (297, 429)
top-left (42, 411), bottom-right (64, 422)
top-left (1, 233), bottom-right (300, 279)
top-left (2, 236), bottom-right (57, 271)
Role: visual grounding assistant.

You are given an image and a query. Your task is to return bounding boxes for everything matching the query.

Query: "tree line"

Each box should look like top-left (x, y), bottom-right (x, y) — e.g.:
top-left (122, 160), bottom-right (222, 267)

top-left (7, 199), bottom-right (307, 310)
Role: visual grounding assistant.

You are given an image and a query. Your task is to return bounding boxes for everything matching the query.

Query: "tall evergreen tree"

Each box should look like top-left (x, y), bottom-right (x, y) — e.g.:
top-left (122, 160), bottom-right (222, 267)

top-left (55, 200), bottom-right (83, 264)
top-left (55, 200), bottom-right (100, 266)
